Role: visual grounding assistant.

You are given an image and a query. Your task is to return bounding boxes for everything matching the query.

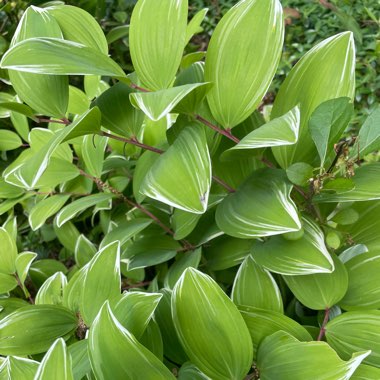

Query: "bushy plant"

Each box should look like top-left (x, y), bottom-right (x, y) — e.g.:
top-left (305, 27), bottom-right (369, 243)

top-left (0, 0), bottom-right (380, 379)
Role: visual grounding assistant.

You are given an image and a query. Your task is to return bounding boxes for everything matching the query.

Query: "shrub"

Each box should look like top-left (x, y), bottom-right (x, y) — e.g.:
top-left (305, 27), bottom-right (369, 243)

top-left (0, 0), bottom-right (380, 379)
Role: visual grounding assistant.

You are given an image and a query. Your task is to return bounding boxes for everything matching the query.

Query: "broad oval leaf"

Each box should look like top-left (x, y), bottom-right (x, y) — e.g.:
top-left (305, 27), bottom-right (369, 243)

top-left (239, 305), bottom-right (312, 358)
top-left (88, 301), bottom-right (176, 379)
top-left (215, 169), bottom-right (301, 238)
top-left (257, 331), bottom-right (369, 380)
top-left (2, 356), bottom-right (39, 380)
top-left (0, 305), bottom-right (77, 355)
top-left (1, 38), bottom-right (125, 77)
top-left (34, 338), bottom-right (73, 380)
top-left (340, 251), bottom-right (380, 310)
top-left (8, 6), bottom-right (68, 118)
top-left (15, 251), bottom-right (37, 288)
top-left (172, 268), bottom-right (253, 380)
top-left (47, 5), bottom-right (108, 54)
top-left (35, 272), bottom-right (67, 306)
top-left (252, 217), bottom-right (334, 275)
top-left (141, 126), bottom-right (211, 213)
top-left (282, 253), bottom-right (348, 310)
top-left (110, 291), bottom-right (162, 339)
top-left (232, 255), bottom-right (283, 313)
top-left (0, 130), bottom-right (22, 151)
top-left (0, 273), bottom-right (18, 294)
top-left (272, 32), bottom-right (355, 168)
top-left (325, 311), bottom-right (380, 367)
top-left (204, 0), bottom-right (284, 128)
top-left (129, 0), bottom-right (188, 90)
top-left (351, 364), bottom-right (380, 379)
top-left (94, 82), bottom-right (145, 138)
top-left (80, 241), bottom-right (121, 325)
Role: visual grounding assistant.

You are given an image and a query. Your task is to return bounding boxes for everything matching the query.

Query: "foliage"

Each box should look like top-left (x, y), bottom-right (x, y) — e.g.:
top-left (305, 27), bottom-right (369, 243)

top-left (0, 0), bottom-right (379, 379)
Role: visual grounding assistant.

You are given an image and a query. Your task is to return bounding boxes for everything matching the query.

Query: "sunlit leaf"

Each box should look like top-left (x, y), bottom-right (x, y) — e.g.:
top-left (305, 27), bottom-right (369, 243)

top-left (0, 227), bottom-right (17, 275)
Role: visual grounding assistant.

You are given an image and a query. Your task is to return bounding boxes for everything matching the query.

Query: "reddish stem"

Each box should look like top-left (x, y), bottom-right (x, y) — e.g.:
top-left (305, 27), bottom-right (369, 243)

top-left (317, 307), bottom-right (330, 341)
top-left (195, 114), bottom-right (240, 144)
top-left (129, 83), bottom-right (150, 92)
top-left (36, 117), bottom-right (70, 125)
top-left (212, 175), bottom-right (235, 193)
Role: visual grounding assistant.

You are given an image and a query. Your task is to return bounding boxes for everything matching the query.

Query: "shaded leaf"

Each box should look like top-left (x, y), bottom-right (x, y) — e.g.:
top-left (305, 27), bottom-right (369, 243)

top-left (0, 130), bottom-right (22, 151)
top-left (0, 227), bottom-right (17, 275)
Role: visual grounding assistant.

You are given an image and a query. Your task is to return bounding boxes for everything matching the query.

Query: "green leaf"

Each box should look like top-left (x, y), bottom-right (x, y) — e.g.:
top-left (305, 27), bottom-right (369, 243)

top-left (106, 25), bottom-right (129, 44)
top-left (141, 126), bottom-right (211, 213)
top-left (172, 268), bottom-right (253, 380)
top-left (29, 259), bottom-right (68, 287)
top-left (155, 289), bottom-right (188, 365)
top-left (8, 6), bottom-right (69, 118)
top-left (239, 305), bottom-right (312, 358)
top-left (185, 8), bottom-right (208, 45)
top-left (0, 227), bottom-right (17, 274)
top-left (35, 272), bottom-right (67, 306)
top-left (9, 107), bottom-right (100, 189)
top-left (227, 106), bottom-right (300, 154)
top-left (62, 266), bottom-right (87, 313)
top-left (178, 364), bottom-right (208, 380)
top-left (325, 311), bottom-right (380, 367)
top-left (29, 195), bottom-right (70, 231)
top-left (95, 83), bottom-right (145, 138)
top-left (308, 97), bottom-right (353, 167)
top-left (75, 234), bottom-right (97, 267)
top-left (232, 255), bottom-right (283, 312)
top-left (47, 5), bottom-right (108, 54)
top-left (130, 83), bottom-right (208, 121)
top-left (252, 217), bottom-right (334, 275)
top-left (0, 93), bottom-right (13, 118)
top-left (129, 0), bottom-right (188, 90)
top-left (88, 301), bottom-right (176, 379)
top-left (257, 331), bottom-right (369, 380)
top-left (99, 218), bottom-right (152, 249)
top-left (0, 273), bottom-right (18, 294)
top-left (81, 134), bottom-right (108, 178)
top-left (0, 130), bottom-right (22, 151)
top-left (204, 0), bottom-right (284, 129)
top-left (1, 356), bottom-right (38, 380)
top-left (314, 163), bottom-right (380, 202)
top-left (53, 221), bottom-right (80, 253)
top-left (34, 338), bottom-right (73, 380)
top-left (286, 162), bottom-right (314, 187)
top-left (139, 318), bottom-right (164, 360)
top-left (110, 291), bottom-right (162, 339)
top-left (272, 32), bottom-right (355, 168)
top-left (68, 86), bottom-right (90, 115)
top-left (124, 234), bottom-right (181, 270)
top-left (1, 38), bottom-right (125, 77)
top-left (0, 101), bottom-right (37, 120)
top-left (340, 251), bottom-right (380, 310)
top-left (15, 251), bottom-right (37, 288)
top-left (282, 253), bottom-right (348, 310)
top-left (0, 305), bottom-right (77, 355)
top-left (67, 340), bottom-right (91, 380)
top-left (351, 105), bottom-right (380, 159)
top-left (0, 298), bottom-right (29, 318)
top-left (165, 248), bottom-right (202, 289)
top-left (172, 209), bottom-right (201, 240)
top-left (215, 169), bottom-right (301, 238)
top-left (351, 364), bottom-right (380, 379)
top-left (204, 236), bottom-right (251, 271)
top-left (56, 193), bottom-right (115, 227)
top-left (80, 241), bottom-right (121, 325)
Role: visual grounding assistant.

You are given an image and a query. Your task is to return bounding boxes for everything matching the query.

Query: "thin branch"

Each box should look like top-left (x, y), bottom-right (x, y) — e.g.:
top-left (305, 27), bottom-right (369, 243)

top-left (129, 82), bottom-right (150, 92)
top-left (100, 131), bottom-right (164, 154)
top-left (36, 117), bottom-right (71, 125)
top-left (195, 114), bottom-right (240, 144)
top-left (317, 307), bottom-right (330, 341)
top-left (212, 175), bottom-right (235, 193)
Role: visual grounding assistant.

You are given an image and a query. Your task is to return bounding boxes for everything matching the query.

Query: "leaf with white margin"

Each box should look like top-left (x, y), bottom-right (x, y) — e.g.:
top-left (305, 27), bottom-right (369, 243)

top-left (252, 217), bottom-right (334, 275)
top-left (232, 255), bottom-right (283, 313)
top-left (0, 227), bottom-right (18, 274)
top-left (325, 311), bottom-right (380, 367)
top-left (205, 0), bottom-right (284, 129)
top-left (34, 338), bottom-right (73, 380)
top-left (215, 169), bottom-right (301, 238)
top-left (15, 251), bottom-right (37, 287)
top-left (1, 38), bottom-right (125, 77)
top-left (80, 241), bottom-right (121, 326)
top-left (1, 356), bottom-right (39, 380)
top-left (88, 301), bottom-right (176, 379)
top-left (35, 272), bottom-right (67, 306)
top-left (141, 126), bottom-right (211, 214)
top-left (130, 83), bottom-right (208, 121)
top-left (257, 331), bottom-right (370, 380)
top-left (172, 268), bottom-right (253, 380)
top-left (12, 107), bottom-right (100, 189)
top-left (226, 106), bottom-right (300, 152)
